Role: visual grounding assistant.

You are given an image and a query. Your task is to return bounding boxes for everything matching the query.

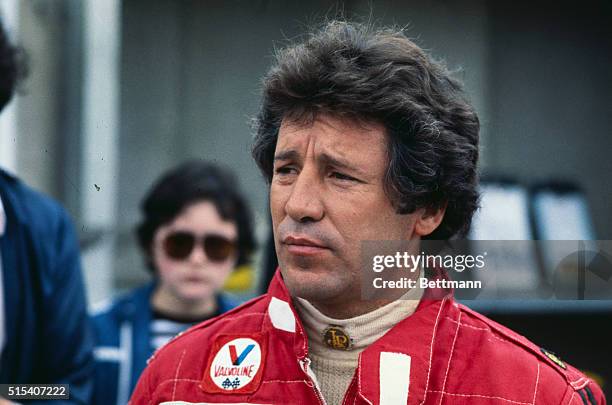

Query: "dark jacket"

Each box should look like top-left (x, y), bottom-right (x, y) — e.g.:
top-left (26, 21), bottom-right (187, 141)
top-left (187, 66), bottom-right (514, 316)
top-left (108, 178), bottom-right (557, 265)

top-left (0, 169), bottom-right (94, 404)
top-left (91, 282), bottom-right (238, 405)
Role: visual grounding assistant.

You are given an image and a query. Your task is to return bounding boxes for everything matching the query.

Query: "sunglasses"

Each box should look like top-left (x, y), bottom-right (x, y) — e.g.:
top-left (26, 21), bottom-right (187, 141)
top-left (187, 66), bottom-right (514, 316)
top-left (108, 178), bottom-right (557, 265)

top-left (162, 231), bottom-right (237, 262)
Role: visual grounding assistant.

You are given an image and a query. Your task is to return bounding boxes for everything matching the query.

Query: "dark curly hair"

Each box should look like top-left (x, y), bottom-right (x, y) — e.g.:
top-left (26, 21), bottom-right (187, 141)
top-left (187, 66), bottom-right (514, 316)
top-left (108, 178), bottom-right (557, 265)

top-left (252, 21), bottom-right (480, 240)
top-left (136, 160), bottom-right (256, 272)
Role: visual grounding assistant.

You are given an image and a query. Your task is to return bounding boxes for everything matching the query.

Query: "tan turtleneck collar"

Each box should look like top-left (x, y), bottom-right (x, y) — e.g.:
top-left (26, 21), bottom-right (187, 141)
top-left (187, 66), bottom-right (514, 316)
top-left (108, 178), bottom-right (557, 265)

top-left (294, 286), bottom-right (423, 405)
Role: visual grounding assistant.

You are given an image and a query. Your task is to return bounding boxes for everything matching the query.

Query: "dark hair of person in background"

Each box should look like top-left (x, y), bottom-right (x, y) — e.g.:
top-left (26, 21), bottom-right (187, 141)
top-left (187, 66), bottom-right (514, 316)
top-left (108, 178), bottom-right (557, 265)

top-left (0, 19), bottom-right (26, 112)
top-left (252, 21), bottom-right (480, 240)
top-left (136, 160), bottom-right (256, 270)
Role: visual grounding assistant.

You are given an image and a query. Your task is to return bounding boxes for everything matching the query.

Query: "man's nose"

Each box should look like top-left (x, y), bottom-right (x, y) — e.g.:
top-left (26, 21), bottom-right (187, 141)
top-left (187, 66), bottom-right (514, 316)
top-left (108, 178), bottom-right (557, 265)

top-left (285, 167), bottom-right (324, 223)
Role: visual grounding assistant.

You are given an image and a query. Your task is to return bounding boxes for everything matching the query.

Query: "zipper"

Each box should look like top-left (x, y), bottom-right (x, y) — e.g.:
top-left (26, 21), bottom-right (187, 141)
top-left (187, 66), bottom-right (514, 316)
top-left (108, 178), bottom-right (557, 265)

top-left (299, 356), bottom-right (327, 405)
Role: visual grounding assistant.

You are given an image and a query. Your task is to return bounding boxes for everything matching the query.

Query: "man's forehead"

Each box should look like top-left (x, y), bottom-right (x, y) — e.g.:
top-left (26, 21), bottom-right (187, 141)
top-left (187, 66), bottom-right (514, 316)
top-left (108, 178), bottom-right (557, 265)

top-left (276, 115), bottom-right (387, 156)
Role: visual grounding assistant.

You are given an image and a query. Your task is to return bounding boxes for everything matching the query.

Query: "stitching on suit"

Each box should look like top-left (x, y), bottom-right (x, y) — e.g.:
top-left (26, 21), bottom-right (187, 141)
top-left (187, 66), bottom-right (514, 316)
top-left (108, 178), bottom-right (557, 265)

top-left (532, 360), bottom-right (540, 404)
top-left (147, 377), bottom-right (204, 400)
top-left (444, 316), bottom-right (489, 331)
top-left (569, 390), bottom-right (576, 404)
top-left (155, 378), bottom-right (202, 388)
top-left (357, 353), bottom-right (364, 395)
top-left (445, 316), bottom-right (519, 348)
top-left (356, 354), bottom-right (374, 405)
top-left (166, 378), bottom-right (201, 383)
top-left (222, 312), bottom-right (266, 322)
top-left (489, 334), bottom-right (514, 345)
top-left (150, 378), bottom-right (204, 395)
top-left (420, 297), bottom-right (449, 405)
top-left (445, 316), bottom-right (519, 350)
top-left (444, 314), bottom-right (554, 405)
top-left (459, 306), bottom-right (595, 391)
top-left (438, 312), bottom-right (462, 405)
top-left (445, 316), bottom-right (513, 346)
top-left (429, 390), bottom-right (533, 404)
top-left (295, 308), bottom-right (308, 355)
top-left (358, 392), bottom-right (373, 405)
top-left (570, 378), bottom-right (589, 390)
top-left (147, 378), bottom-right (202, 400)
top-left (171, 350), bottom-right (186, 400)
top-left (261, 379), bottom-right (310, 385)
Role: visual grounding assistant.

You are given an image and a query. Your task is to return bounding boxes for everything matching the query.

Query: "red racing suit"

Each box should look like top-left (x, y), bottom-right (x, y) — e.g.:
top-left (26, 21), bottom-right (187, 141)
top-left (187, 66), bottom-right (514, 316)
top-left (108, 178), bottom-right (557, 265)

top-left (129, 271), bottom-right (605, 405)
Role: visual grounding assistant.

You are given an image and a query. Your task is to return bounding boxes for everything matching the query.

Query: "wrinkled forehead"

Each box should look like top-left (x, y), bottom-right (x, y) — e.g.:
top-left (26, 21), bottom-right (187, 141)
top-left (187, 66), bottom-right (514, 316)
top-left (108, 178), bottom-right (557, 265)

top-left (275, 114), bottom-right (389, 167)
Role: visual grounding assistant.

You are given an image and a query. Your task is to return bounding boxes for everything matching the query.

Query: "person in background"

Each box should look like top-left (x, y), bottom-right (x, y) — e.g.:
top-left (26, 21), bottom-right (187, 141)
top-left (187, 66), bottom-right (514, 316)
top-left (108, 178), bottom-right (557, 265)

top-left (0, 18), bottom-right (93, 405)
top-left (91, 160), bottom-right (256, 405)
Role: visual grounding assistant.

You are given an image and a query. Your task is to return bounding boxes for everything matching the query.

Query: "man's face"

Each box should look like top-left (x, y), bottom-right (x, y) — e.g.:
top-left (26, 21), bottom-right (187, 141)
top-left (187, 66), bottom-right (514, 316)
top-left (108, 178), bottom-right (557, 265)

top-left (270, 114), bottom-right (421, 313)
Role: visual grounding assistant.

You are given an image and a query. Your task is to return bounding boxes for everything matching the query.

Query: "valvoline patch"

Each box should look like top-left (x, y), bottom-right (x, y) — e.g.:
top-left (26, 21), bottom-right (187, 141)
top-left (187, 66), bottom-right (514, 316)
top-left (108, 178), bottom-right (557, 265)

top-left (200, 333), bottom-right (267, 395)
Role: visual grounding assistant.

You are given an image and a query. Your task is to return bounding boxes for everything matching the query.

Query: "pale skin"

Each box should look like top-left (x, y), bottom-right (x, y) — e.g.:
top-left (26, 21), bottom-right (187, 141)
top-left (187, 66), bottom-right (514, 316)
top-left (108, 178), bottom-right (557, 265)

top-left (270, 114), bottom-right (445, 319)
top-left (150, 200), bottom-right (238, 319)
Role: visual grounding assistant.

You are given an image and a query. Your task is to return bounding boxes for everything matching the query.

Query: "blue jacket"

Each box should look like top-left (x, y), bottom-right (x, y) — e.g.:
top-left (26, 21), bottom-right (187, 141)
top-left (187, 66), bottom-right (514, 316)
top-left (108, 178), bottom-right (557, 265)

top-left (91, 282), bottom-right (238, 405)
top-left (0, 169), bottom-right (94, 404)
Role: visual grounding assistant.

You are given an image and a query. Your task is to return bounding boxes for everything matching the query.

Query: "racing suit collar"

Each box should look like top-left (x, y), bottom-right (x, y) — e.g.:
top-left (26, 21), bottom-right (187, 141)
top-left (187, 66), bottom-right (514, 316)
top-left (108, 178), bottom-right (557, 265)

top-left (265, 267), bottom-right (454, 405)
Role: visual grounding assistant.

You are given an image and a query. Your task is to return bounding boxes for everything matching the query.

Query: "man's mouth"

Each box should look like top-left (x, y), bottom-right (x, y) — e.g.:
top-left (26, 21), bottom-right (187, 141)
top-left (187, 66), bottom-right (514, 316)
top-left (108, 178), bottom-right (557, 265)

top-left (282, 235), bottom-right (329, 256)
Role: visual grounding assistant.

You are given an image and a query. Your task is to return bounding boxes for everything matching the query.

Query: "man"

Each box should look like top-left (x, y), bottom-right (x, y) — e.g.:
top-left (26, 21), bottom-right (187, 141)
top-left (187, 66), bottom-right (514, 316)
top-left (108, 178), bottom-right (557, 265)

top-left (129, 21), bottom-right (605, 404)
top-left (0, 19), bottom-right (93, 404)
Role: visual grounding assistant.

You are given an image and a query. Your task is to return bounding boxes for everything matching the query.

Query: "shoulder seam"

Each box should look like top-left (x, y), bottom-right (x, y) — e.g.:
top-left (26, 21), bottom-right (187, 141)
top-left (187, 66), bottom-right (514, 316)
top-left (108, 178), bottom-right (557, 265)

top-left (456, 303), bottom-right (587, 387)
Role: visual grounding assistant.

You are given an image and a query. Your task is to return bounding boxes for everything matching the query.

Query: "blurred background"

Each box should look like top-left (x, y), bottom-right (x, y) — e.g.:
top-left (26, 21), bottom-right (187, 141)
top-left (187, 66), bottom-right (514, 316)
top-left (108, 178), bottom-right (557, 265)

top-left (0, 0), bottom-right (611, 391)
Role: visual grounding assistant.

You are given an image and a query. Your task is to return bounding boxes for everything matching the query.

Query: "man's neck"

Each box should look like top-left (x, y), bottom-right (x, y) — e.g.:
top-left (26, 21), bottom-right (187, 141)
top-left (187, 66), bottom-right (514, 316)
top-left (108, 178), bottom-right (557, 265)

top-left (308, 297), bottom-right (396, 319)
top-left (303, 284), bottom-right (420, 319)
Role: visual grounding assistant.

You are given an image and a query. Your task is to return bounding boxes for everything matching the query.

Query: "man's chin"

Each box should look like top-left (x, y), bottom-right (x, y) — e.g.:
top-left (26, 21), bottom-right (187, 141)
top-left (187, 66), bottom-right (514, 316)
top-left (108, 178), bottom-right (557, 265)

top-left (279, 265), bottom-right (353, 303)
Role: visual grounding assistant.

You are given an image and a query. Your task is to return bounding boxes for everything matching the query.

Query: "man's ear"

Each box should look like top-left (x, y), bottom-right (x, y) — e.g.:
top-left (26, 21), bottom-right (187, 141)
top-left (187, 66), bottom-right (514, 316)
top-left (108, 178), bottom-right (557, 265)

top-left (414, 202), bottom-right (447, 237)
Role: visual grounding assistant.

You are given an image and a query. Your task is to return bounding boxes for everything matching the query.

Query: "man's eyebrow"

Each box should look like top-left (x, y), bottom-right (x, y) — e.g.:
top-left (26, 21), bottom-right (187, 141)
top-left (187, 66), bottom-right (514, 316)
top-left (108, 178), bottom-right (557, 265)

top-left (319, 153), bottom-right (369, 178)
top-left (274, 149), bottom-right (370, 178)
top-left (274, 150), bottom-right (301, 162)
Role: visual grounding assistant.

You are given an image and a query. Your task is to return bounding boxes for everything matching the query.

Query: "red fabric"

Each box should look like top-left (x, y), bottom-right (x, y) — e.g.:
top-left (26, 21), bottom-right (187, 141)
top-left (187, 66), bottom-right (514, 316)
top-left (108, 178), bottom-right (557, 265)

top-left (129, 270), bottom-right (606, 404)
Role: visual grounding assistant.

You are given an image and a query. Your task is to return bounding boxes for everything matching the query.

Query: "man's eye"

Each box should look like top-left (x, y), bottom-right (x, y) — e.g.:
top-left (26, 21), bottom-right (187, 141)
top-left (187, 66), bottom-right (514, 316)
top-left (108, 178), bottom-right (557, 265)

top-left (330, 171), bottom-right (358, 182)
top-left (274, 166), bottom-right (296, 175)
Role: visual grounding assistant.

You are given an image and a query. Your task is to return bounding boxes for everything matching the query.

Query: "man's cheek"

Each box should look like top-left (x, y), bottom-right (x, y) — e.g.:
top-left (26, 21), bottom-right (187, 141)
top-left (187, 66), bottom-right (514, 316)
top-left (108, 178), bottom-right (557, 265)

top-left (269, 188), bottom-right (288, 218)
